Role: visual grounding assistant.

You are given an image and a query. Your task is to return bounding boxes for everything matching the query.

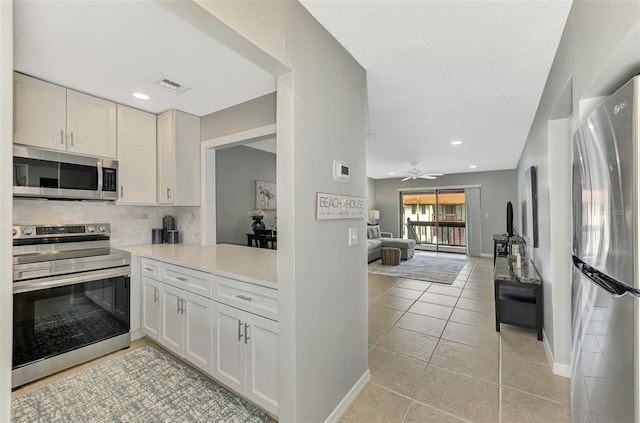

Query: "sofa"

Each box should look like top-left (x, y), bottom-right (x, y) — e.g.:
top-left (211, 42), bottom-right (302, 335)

top-left (367, 225), bottom-right (416, 262)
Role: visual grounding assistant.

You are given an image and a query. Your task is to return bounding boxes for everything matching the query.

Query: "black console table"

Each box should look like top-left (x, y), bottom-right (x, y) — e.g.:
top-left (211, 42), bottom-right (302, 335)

top-left (494, 256), bottom-right (543, 341)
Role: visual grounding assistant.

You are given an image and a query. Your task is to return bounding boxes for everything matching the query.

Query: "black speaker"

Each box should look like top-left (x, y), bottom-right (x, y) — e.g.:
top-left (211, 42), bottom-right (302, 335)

top-left (506, 201), bottom-right (514, 237)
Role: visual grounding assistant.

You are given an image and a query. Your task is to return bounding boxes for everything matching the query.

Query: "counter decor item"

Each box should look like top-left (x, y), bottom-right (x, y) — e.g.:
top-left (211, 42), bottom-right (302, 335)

top-left (166, 230), bottom-right (179, 244)
top-left (151, 228), bottom-right (163, 244)
top-left (247, 209), bottom-right (267, 233)
top-left (162, 215), bottom-right (176, 243)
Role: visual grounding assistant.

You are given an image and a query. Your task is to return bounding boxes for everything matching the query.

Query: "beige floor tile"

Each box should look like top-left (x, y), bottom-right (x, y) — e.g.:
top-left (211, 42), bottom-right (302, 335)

top-left (427, 285), bottom-right (462, 297)
top-left (463, 281), bottom-right (494, 292)
top-left (373, 294), bottom-right (416, 311)
top-left (500, 326), bottom-right (548, 365)
top-left (395, 312), bottom-right (447, 338)
top-left (386, 286), bottom-right (424, 300)
top-left (449, 307), bottom-right (496, 330)
top-left (408, 301), bottom-right (453, 321)
top-left (369, 292), bottom-right (383, 304)
top-left (414, 365), bottom-right (499, 422)
top-left (368, 347), bottom-right (427, 397)
top-left (430, 339), bottom-right (498, 382)
top-left (441, 321), bottom-right (499, 352)
top-left (403, 401), bottom-right (465, 423)
top-left (369, 322), bottom-right (392, 347)
top-left (376, 327), bottom-right (438, 362)
top-left (369, 304), bottom-right (405, 326)
top-left (460, 288), bottom-right (495, 302)
top-left (501, 387), bottom-right (570, 423)
top-left (455, 297), bottom-right (494, 314)
top-left (369, 279), bottom-right (397, 296)
top-left (340, 383), bottom-right (411, 423)
top-left (396, 279), bottom-right (432, 291)
top-left (501, 354), bottom-right (570, 403)
top-left (450, 279), bottom-right (467, 289)
top-left (418, 292), bottom-right (459, 307)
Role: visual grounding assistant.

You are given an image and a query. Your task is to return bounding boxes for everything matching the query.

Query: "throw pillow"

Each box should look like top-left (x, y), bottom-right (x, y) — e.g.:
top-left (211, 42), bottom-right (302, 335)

top-left (367, 225), bottom-right (381, 239)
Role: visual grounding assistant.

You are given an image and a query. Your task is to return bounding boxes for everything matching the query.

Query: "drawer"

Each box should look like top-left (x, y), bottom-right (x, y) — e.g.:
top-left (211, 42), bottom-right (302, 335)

top-left (141, 258), bottom-right (161, 280)
top-left (213, 275), bottom-right (278, 321)
top-left (162, 263), bottom-right (213, 299)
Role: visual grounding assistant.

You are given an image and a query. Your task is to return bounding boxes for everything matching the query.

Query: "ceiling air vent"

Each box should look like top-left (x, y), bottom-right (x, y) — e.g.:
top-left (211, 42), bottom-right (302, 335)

top-left (149, 73), bottom-right (194, 94)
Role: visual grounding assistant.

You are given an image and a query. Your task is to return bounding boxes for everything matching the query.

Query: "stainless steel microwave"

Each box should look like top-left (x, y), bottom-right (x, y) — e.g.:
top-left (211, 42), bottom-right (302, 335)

top-left (13, 145), bottom-right (118, 201)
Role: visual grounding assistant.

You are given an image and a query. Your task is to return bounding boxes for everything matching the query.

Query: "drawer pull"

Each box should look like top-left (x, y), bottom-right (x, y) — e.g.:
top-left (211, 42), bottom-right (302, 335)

top-left (176, 276), bottom-right (188, 282)
top-left (238, 320), bottom-right (243, 341)
top-left (244, 323), bottom-right (250, 344)
top-left (236, 294), bottom-right (252, 302)
top-left (144, 267), bottom-right (154, 272)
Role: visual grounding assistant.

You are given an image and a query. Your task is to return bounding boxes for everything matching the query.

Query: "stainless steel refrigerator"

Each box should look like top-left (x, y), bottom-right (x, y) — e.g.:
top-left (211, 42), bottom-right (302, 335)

top-left (572, 75), bottom-right (640, 423)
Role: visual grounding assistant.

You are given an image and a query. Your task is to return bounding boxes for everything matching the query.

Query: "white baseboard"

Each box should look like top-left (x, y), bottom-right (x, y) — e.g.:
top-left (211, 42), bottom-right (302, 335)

top-left (130, 329), bottom-right (144, 341)
top-left (542, 329), bottom-right (571, 378)
top-left (325, 369), bottom-right (371, 423)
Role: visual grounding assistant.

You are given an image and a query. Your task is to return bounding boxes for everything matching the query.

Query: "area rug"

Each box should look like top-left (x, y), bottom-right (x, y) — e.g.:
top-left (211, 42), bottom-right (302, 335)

top-left (368, 252), bottom-right (467, 284)
top-left (12, 346), bottom-right (270, 423)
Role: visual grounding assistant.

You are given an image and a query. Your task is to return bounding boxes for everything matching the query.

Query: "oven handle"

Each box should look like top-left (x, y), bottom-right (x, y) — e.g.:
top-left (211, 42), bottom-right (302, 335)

top-left (13, 266), bottom-right (130, 294)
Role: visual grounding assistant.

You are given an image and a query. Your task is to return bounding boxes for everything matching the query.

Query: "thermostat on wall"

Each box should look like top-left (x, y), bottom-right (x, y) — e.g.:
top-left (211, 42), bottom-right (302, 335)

top-left (333, 160), bottom-right (350, 183)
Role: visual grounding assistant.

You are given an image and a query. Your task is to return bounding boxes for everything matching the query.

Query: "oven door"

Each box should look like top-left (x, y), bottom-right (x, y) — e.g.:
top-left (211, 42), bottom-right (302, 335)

top-left (13, 267), bottom-right (130, 371)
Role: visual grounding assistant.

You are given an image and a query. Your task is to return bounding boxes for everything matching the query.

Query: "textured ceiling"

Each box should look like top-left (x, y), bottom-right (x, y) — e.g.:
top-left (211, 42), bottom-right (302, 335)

top-left (13, 0), bottom-right (276, 117)
top-left (300, 0), bottom-right (572, 179)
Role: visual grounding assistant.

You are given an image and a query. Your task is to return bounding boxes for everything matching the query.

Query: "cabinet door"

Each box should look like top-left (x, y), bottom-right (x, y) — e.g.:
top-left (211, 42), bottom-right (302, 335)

top-left (141, 276), bottom-right (161, 340)
top-left (66, 89), bottom-right (116, 158)
top-left (116, 105), bottom-right (156, 204)
top-left (13, 73), bottom-right (66, 151)
top-left (156, 110), bottom-right (175, 204)
top-left (212, 302), bottom-right (245, 394)
top-left (183, 291), bottom-right (213, 373)
top-left (160, 284), bottom-right (185, 356)
top-left (244, 313), bottom-right (279, 415)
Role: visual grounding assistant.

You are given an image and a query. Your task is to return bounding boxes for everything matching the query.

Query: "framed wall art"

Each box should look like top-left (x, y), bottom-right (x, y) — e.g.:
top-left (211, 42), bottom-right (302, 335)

top-left (256, 180), bottom-right (277, 210)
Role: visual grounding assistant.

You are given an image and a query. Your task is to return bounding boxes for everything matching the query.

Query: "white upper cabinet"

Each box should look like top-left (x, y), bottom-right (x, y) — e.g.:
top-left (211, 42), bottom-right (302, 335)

top-left (14, 73), bottom-right (66, 151)
top-left (13, 73), bottom-right (117, 158)
top-left (66, 89), bottom-right (116, 158)
top-left (116, 105), bottom-right (156, 205)
top-left (157, 109), bottom-right (200, 206)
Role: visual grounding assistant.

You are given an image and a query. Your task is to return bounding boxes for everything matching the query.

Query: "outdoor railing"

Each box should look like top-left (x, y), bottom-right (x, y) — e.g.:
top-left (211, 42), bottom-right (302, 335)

top-left (407, 219), bottom-right (466, 247)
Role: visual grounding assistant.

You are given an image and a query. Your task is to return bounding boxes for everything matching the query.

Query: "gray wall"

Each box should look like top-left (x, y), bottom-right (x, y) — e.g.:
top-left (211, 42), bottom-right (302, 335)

top-left (216, 145), bottom-right (276, 245)
top-left (517, 0), bottom-right (640, 370)
top-left (373, 169), bottom-right (517, 255)
top-left (366, 177), bottom-right (376, 216)
top-left (201, 92), bottom-right (276, 141)
top-left (194, 3), bottom-right (369, 422)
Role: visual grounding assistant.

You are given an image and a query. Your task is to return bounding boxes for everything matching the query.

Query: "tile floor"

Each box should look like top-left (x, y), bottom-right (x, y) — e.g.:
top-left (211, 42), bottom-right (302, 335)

top-left (342, 253), bottom-right (570, 423)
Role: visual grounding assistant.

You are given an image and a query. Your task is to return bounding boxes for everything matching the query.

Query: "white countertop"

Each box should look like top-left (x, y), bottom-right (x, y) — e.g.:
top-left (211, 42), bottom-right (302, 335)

top-left (119, 243), bottom-right (277, 288)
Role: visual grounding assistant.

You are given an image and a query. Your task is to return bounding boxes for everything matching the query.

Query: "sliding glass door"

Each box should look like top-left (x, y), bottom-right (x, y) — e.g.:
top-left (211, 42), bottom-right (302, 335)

top-left (401, 189), bottom-right (467, 253)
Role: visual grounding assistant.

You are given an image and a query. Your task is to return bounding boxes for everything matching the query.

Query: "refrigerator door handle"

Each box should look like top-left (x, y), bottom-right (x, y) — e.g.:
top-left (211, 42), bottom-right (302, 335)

top-left (572, 255), bottom-right (640, 297)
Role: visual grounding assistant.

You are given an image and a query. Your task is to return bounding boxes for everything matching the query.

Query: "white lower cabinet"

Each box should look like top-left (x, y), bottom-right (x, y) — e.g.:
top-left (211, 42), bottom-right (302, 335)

top-left (139, 257), bottom-right (277, 416)
top-left (212, 302), bottom-right (278, 416)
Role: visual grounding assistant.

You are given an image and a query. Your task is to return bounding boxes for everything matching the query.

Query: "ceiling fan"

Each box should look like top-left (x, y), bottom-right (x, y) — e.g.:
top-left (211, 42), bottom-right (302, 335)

top-left (401, 161), bottom-right (444, 181)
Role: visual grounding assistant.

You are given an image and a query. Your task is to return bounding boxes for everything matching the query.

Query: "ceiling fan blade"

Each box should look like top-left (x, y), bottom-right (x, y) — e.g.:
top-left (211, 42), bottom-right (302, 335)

top-left (419, 175), bottom-right (437, 180)
top-left (401, 176), bottom-right (412, 182)
top-left (425, 173), bottom-right (444, 177)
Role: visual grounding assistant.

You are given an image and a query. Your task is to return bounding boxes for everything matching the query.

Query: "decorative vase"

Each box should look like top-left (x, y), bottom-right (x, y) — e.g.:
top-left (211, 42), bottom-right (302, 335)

top-left (251, 217), bottom-right (266, 233)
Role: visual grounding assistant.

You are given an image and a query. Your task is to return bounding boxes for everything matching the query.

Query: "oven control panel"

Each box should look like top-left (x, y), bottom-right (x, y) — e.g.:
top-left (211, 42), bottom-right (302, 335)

top-left (12, 223), bottom-right (111, 239)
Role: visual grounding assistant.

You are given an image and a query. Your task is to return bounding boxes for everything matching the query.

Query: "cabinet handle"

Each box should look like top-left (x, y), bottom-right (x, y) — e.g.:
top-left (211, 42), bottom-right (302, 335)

top-left (120, 185), bottom-right (124, 198)
top-left (144, 267), bottom-right (154, 272)
top-left (236, 294), bottom-right (252, 302)
top-left (69, 131), bottom-right (74, 146)
top-left (154, 287), bottom-right (158, 303)
top-left (166, 187), bottom-right (171, 199)
top-left (237, 320), bottom-right (243, 341)
top-left (60, 129), bottom-right (64, 144)
top-left (244, 323), bottom-right (250, 344)
top-left (176, 276), bottom-right (188, 282)
top-left (177, 297), bottom-right (181, 314)
top-left (181, 298), bottom-right (186, 314)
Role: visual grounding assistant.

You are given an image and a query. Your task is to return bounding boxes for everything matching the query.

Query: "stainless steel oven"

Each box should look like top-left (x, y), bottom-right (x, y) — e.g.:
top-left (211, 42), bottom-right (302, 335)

top-left (13, 145), bottom-right (118, 201)
top-left (12, 223), bottom-right (130, 388)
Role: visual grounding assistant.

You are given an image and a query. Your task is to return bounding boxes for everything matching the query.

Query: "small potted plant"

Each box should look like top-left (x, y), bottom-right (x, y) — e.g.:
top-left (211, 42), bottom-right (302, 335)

top-left (247, 209), bottom-right (267, 232)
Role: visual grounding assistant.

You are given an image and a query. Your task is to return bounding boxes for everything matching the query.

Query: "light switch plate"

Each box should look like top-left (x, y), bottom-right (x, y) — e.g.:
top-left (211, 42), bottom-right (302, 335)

top-left (349, 227), bottom-right (358, 246)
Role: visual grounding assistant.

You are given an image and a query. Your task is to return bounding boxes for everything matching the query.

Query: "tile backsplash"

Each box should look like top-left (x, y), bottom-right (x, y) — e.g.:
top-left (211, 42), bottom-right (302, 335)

top-left (13, 199), bottom-right (201, 247)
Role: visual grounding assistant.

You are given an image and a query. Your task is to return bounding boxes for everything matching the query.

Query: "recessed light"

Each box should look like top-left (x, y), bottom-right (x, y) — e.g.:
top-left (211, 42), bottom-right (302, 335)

top-left (451, 140), bottom-right (463, 145)
top-left (132, 92), bottom-right (150, 100)
top-left (388, 172), bottom-right (395, 175)
top-left (469, 165), bottom-right (477, 169)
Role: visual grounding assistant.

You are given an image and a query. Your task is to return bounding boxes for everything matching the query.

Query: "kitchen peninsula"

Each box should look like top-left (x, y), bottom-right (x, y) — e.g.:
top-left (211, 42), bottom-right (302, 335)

top-left (121, 243), bottom-right (278, 416)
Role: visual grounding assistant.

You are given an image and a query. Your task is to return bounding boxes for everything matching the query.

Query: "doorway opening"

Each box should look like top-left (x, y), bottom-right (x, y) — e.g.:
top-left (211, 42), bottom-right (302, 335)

top-left (401, 189), bottom-right (467, 254)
